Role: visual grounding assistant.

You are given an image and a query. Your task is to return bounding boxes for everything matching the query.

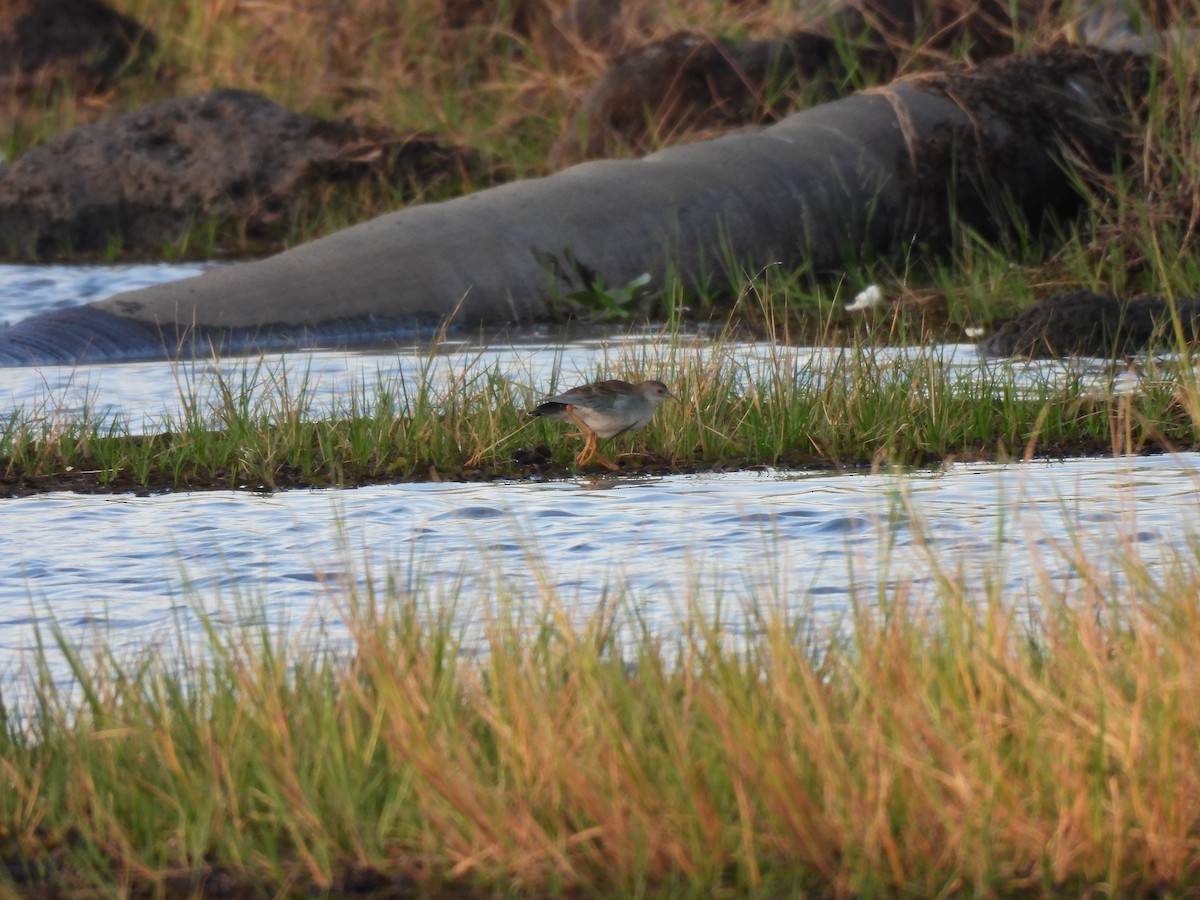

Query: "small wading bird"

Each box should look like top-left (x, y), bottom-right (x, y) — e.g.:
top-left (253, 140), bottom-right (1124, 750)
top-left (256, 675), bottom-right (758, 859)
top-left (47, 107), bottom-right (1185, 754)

top-left (528, 379), bottom-right (677, 470)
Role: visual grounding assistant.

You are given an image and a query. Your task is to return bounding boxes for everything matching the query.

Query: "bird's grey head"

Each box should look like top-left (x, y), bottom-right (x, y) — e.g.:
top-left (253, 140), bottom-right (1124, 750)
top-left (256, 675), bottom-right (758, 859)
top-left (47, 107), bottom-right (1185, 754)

top-left (641, 380), bottom-right (677, 403)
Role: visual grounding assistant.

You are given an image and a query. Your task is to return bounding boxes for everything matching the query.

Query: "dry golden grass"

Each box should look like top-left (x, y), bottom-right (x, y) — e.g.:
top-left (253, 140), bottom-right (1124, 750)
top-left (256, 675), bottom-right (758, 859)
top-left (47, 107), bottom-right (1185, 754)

top-left (6, 518), bottom-right (1200, 895)
top-left (3, 1), bottom-right (816, 171)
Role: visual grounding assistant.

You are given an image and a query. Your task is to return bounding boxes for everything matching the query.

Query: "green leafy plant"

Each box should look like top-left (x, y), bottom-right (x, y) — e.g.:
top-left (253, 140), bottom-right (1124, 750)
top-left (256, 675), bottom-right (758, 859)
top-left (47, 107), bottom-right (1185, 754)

top-left (563, 271), bottom-right (655, 322)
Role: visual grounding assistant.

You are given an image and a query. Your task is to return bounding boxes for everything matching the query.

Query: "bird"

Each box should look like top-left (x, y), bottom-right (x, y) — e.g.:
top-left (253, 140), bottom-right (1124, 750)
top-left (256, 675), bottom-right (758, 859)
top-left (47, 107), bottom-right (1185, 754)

top-left (527, 379), bottom-right (677, 470)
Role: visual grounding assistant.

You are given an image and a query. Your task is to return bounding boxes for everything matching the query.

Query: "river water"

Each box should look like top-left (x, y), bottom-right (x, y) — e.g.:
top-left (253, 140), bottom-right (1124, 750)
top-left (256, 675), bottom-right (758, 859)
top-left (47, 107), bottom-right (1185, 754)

top-left (0, 264), bottom-right (1196, 685)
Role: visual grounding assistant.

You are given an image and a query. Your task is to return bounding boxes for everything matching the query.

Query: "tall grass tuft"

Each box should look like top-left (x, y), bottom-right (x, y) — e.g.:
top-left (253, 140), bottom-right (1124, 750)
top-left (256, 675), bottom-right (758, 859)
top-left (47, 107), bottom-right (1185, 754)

top-left (5, 513), bottom-right (1200, 894)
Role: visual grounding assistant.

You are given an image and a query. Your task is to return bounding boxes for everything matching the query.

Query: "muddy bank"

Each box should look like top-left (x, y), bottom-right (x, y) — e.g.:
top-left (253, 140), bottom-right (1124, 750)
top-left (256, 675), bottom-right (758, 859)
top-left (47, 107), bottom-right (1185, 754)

top-left (0, 439), bottom-right (1160, 499)
top-left (0, 48), bottom-right (1148, 366)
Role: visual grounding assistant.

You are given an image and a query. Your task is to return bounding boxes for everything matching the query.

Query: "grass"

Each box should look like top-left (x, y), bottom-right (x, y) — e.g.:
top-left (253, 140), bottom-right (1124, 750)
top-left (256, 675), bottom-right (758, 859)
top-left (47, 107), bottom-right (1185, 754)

top-left (0, 317), bottom-right (1195, 494)
top-left (5, 488), bottom-right (1200, 895)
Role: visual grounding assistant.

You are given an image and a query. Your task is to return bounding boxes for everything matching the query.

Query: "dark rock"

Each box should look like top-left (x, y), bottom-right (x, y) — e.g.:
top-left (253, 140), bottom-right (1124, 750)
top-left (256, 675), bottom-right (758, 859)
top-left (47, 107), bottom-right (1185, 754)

top-left (0, 0), bottom-right (155, 94)
top-left (551, 0), bottom-right (1056, 163)
top-left (979, 290), bottom-right (1200, 357)
top-left (0, 88), bottom-right (476, 260)
top-left (550, 30), bottom-right (861, 163)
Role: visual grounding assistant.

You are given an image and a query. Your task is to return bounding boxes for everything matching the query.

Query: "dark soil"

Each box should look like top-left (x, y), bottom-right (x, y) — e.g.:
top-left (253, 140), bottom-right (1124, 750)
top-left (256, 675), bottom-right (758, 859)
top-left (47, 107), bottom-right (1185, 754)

top-left (0, 88), bottom-right (477, 261)
top-left (0, 436), bottom-right (1181, 499)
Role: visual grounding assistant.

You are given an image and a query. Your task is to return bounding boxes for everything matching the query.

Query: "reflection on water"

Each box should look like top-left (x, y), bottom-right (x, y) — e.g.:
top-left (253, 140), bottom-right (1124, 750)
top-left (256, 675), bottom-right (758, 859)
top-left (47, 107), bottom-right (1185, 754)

top-left (2, 454), bottom-right (1199, 681)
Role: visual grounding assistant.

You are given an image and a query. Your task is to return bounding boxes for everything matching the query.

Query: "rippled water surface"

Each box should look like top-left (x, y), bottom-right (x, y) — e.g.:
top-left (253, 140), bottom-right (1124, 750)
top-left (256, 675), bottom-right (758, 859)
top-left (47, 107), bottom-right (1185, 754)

top-left (3, 454), bottom-right (1199, 674)
top-left (0, 264), bottom-right (1193, 683)
top-left (0, 262), bottom-right (207, 324)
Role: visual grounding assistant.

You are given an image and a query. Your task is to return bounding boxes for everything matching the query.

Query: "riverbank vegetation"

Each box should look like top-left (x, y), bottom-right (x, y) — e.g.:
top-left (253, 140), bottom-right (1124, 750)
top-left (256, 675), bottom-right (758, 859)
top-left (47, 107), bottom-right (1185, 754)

top-left (5, 0), bottom-right (1200, 331)
top-left (3, 1), bottom-right (874, 182)
top-left (4, 0), bottom-right (860, 263)
top-left (0, 319), bottom-right (1195, 495)
top-left (4, 515), bottom-right (1200, 895)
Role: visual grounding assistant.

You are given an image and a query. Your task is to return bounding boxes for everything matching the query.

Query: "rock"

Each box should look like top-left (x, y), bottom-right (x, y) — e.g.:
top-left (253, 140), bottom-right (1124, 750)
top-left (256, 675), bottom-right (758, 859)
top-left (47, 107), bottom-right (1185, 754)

top-left (0, 0), bottom-right (155, 95)
top-left (549, 30), bottom-right (858, 163)
top-left (0, 88), bottom-right (476, 260)
top-left (979, 290), bottom-right (1200, 357)
top-left (550, 0), bottom-right (1059, 163)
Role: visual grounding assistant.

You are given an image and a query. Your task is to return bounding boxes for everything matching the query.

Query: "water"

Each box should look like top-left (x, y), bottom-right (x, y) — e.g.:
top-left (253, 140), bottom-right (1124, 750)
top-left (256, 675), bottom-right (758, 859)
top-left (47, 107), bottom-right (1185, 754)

top-left (0, 264), bottom-right (1193, 685)
top-left (2, 454), bottom-right (1198, 672)
top-left (0, 262), bottom-right (208, 324)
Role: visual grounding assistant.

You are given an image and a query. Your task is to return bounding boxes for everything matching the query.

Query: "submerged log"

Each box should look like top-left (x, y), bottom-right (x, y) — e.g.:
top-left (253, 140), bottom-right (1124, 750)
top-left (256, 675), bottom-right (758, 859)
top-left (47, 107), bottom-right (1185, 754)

top-left (0, 47), bottom-right (1148, 365)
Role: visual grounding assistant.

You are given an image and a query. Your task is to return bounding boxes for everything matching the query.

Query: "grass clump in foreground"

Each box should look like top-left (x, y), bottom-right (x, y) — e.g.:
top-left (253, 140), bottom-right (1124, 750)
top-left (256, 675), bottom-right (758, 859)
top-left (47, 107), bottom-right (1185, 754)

top-left (0, 318), bottom-right (1198, 494)
top-left (5, 517), bottom-right (1200, 895)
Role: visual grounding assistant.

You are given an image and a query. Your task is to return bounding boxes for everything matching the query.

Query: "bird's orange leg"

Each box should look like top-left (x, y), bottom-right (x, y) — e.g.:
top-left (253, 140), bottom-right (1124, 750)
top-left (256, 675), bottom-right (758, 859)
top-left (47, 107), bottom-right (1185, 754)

top-left (591, 449), bottom-right (619, 471)
top-left (558, 406), bottom-right (589, 441)
top-left (580, 436), bottom-right (618, 470)
top-left (575, 432), bottom-right (596, 467)
top-left (565, 407), bottom-right (618, 470)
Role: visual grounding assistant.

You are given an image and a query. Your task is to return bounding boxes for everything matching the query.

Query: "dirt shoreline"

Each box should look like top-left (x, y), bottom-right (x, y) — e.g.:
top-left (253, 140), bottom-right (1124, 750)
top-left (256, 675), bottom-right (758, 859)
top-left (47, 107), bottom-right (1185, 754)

top-left (0, 436), bottom-right (1165, 499)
